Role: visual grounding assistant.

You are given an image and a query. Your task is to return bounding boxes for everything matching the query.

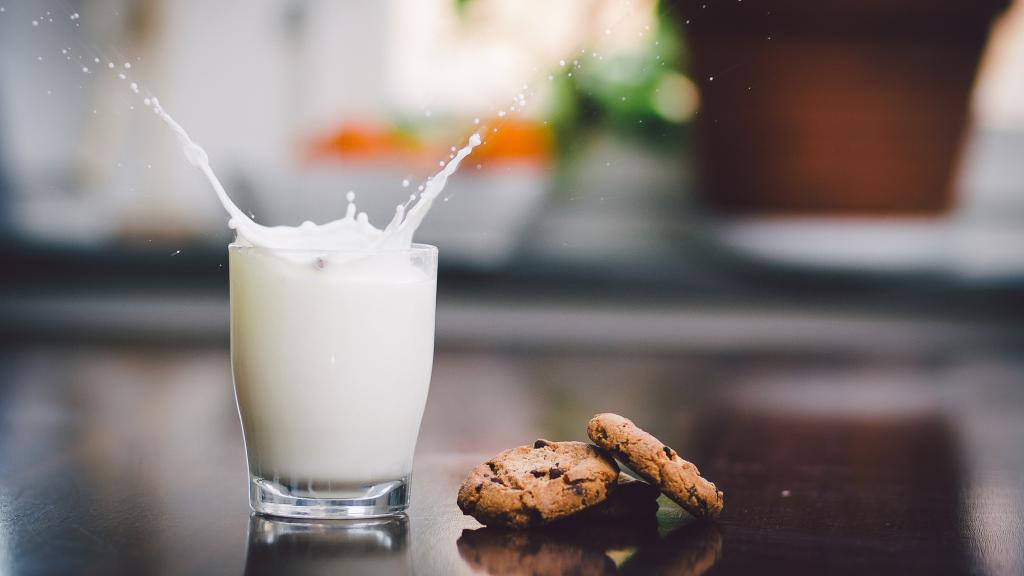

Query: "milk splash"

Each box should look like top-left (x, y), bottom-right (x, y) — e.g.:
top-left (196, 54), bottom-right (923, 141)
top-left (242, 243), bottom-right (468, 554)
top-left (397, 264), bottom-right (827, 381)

top-left (147, 98), bottom-right (481, 253)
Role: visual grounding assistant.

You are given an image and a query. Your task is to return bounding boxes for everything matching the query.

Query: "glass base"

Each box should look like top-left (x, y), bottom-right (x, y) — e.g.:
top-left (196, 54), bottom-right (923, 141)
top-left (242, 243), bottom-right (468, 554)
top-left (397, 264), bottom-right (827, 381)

top-left (250, 476), bottom-right (410, 519)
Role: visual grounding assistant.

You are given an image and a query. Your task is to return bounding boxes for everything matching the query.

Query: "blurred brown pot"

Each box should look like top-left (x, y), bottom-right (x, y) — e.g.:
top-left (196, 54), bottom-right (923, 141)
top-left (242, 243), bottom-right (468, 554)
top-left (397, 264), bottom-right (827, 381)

top-left (668, 0), bottom-right (1010, 215)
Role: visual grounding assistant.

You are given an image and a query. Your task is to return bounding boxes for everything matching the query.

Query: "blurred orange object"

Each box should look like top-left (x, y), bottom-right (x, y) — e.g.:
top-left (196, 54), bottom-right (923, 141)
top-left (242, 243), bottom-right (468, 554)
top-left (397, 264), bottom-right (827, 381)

top-left (305, 122), bottom-right (420, 163)
top-left (470, 120), bottom-right (553, 167)
top-left (303, 119), bottom-right (551, 169)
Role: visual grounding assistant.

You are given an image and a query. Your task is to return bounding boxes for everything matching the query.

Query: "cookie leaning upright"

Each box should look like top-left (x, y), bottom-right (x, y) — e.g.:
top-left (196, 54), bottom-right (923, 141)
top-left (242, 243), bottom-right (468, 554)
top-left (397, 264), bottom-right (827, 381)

top-left (587, 413), bottom-right (724, 520)
top-left (457, 440), bottom-right (619, 528)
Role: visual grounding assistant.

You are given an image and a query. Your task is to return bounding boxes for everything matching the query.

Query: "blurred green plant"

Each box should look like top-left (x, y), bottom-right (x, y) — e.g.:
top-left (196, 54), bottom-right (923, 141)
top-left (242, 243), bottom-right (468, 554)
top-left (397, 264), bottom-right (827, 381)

top-left (455, 1), bottom-right (694, 158)
top-left (547, 9), bottom-right (692, 159)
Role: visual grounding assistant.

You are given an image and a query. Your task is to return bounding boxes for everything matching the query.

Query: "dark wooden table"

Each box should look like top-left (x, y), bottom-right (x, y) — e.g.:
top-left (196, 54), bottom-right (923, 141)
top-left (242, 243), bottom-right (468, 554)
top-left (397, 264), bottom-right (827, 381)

top-left (1, 338), bottom-right (1022, 575)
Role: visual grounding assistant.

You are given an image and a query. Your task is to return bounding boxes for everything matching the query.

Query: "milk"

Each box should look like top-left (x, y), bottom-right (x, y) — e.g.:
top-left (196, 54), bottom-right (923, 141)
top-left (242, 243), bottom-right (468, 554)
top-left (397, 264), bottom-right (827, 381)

top-left (146, 97), bottom-right (482, 253)
top-left (230, 246), bottom-right (436, 490)
top-left (142, 98), bottom-right (480, 507)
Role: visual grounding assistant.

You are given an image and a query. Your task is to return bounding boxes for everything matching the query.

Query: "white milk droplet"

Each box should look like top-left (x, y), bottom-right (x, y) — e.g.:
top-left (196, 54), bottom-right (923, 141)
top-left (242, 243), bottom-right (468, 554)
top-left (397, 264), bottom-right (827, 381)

top-left (130, 82), bottom-right (139, 94)
top-left (93, 57), bottom-right (100, 63)
top-left (473, 118), bottom-right (480, 125)
top-left (81, 66), bottom-right (89, 73)
top-left (32, 20), bottom-right (39, 27)
top-left (118, 73), bottom-right (126, 80)
top-left (559, 60), bottom-right (566, 66)
top-left (401, 179), bottom-right (410, 188)
top-left (123, 62), bottom-right (131, 69)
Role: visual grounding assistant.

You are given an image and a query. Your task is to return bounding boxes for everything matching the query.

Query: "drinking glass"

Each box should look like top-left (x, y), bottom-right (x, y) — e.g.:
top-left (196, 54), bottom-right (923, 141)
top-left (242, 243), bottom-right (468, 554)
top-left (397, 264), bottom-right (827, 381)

top-left (229, 243), bottom-right (437, 518)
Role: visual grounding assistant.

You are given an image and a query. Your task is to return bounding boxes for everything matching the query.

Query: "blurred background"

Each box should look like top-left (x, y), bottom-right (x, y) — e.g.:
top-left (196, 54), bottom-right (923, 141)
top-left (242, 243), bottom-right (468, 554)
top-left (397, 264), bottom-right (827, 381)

top-left (1, 0), bottom-right (1023, 325)
top-left (2, 1), bottom-right (1024, 574)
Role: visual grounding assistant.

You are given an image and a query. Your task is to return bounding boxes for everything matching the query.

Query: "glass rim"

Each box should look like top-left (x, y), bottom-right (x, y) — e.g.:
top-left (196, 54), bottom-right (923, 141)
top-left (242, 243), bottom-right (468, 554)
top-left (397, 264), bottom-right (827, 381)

top-left (228, 242), bottom-right (438, 256)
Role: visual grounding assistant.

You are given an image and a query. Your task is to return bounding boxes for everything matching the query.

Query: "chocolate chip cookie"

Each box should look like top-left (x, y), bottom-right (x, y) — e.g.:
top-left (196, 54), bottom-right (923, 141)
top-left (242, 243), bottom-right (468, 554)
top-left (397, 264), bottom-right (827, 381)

top-left (587, 413), bottom-right (724, 520)
top-left (457, 439), bottom-right (619, 528)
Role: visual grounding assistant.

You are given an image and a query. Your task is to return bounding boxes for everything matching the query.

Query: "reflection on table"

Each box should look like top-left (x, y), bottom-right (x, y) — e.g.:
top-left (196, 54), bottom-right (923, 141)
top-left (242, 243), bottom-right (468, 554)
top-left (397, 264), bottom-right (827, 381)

top-left (0, 338), bottom-right (1022, 574)
top-left (245, 515), bottom-right (410, 576)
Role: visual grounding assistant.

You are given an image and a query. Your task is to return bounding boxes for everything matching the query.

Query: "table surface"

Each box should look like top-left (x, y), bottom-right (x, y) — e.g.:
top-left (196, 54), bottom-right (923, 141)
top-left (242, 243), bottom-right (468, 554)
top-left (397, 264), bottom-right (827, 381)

top-left (1, 338), bottom-right (1022, 576)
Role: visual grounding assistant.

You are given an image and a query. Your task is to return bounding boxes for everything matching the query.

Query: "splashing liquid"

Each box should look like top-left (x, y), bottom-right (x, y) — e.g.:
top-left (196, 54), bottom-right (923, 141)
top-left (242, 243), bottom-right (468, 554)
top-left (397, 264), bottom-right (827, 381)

top-left (147, 98), bottom-right (481, 253)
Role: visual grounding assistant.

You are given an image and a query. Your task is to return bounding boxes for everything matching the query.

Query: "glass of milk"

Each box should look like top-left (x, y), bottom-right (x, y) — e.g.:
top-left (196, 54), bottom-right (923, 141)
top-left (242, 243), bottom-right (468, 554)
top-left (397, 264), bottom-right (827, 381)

top-left (229, 243), bottom-right (437, 519)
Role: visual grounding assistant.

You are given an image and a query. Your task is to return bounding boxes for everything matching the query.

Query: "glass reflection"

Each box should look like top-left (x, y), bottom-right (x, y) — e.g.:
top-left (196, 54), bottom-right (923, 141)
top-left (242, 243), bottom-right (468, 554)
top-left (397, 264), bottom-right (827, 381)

top-left (244, 514), bottom-right (410, 576)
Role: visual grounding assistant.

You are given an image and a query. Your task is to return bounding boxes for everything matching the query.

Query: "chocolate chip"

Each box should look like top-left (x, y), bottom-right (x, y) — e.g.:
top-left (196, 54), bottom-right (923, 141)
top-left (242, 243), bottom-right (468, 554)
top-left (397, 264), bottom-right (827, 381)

top-left (490, 476), bottom-right (504, 485)
top-left (663, 446), bottom-right (675, 459)
top-left (530, 469), bottom-right (545, 478)
top-left (572, 485), bottom-right (584, 496)
top-left (548, 467), bottom-right (564, 479)
top-left (697, 494), bottom-right (710, 516)
top-left (475, 484), bottom-right (482, 493)
top-left (534, 439), bottom-right (549, 449)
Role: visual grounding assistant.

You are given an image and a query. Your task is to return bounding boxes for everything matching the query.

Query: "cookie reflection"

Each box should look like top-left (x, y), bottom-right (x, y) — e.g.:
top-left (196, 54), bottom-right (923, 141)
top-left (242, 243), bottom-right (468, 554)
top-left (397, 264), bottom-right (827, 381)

top-left (620, 522), bottom-right (722, 576)
top-left (457, 518), bottom-right (720, 576)
top-left (458, 527), bottom-right (618, 576)
top-left (244, 514), bottom-right (410, 576)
